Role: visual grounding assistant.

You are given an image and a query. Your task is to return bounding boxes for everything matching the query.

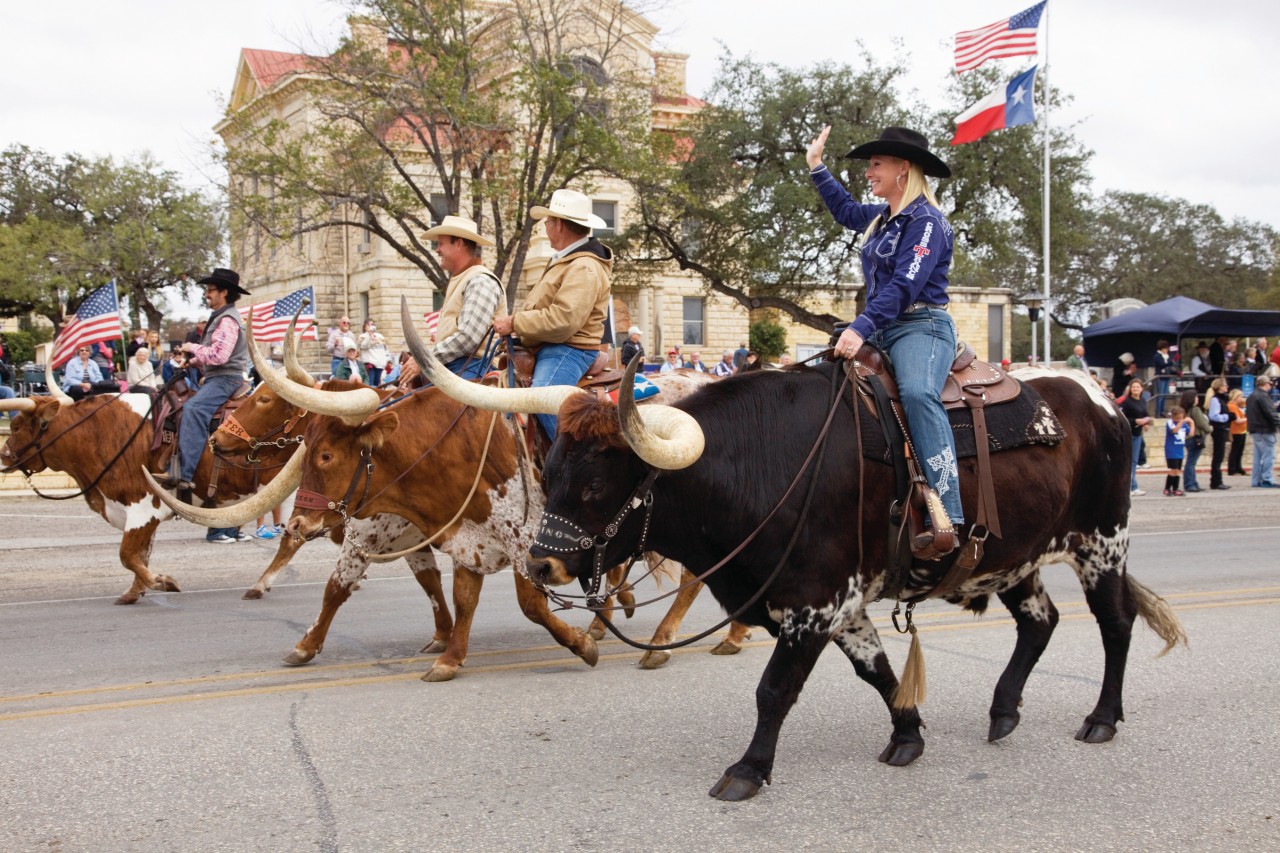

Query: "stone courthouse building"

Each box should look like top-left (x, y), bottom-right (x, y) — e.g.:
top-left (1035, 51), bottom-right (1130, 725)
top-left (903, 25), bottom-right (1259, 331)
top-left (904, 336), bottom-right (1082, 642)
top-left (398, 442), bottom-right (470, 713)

top-left (217, 5), bottom-right (1010, 372)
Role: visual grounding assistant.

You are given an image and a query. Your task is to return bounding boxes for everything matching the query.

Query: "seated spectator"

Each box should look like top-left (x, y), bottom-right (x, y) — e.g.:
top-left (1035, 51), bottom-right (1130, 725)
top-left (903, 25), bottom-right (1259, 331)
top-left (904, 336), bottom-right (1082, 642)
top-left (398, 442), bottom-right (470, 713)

top-left (63, 346), bottom-right (119, 400)
top-left (712, 350), bottom-right (735, 377)
top-left (334, 345), bottom-right (368, 383)
top-left (126, 347), bottom-right (160, 392)
top-left (659, 350), bottom-right (682, 373)
top-left (687, 351), bottom-right (708, 372)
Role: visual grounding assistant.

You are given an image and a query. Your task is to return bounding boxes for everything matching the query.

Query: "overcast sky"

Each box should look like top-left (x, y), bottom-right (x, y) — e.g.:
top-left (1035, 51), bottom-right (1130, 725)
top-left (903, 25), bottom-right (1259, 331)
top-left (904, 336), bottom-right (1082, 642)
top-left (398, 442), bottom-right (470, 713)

top-left (3, 0), bottom-right (1277, 232)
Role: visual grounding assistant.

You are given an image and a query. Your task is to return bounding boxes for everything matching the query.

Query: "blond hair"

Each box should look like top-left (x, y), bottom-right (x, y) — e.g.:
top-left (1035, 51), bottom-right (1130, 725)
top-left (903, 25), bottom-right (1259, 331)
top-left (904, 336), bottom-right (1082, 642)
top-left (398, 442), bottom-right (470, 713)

top-left (861, 160), bottom-right (941, 243)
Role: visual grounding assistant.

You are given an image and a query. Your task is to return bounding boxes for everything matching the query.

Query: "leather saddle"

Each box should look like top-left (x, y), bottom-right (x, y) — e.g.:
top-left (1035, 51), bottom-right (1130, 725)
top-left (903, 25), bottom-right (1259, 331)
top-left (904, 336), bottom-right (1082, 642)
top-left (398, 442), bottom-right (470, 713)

top-left (149, 377), bottom-right (253, 461)
top-left (849, 341), bottom-right (1021, 414)
top-left (505, 343), bottom-right (624, 392)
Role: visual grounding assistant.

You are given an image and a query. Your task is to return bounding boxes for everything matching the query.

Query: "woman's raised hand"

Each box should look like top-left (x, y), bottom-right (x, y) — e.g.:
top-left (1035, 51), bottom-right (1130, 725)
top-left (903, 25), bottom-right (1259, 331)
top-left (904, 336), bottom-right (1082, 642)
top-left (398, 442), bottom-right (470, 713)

top-left (806, 125), bottom-right (831, 170)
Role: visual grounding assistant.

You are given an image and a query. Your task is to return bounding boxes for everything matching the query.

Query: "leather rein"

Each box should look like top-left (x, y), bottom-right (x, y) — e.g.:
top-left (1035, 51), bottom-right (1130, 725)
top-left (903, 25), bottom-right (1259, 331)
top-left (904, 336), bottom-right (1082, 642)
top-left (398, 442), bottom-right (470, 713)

top-left (532, 362), bottom-right (852, 653)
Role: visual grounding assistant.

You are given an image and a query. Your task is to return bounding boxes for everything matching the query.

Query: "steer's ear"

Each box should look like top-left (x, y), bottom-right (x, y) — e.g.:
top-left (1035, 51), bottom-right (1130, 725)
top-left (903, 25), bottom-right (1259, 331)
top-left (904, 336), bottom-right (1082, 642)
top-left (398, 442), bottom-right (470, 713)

top-left (356, 411), bottom-right (400, 452)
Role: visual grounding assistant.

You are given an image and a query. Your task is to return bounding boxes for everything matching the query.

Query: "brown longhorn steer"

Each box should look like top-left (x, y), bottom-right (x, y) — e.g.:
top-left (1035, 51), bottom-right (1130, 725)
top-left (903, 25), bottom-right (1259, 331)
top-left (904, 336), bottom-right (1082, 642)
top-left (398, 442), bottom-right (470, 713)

top-left (0, 390), bottom-right (300, 604)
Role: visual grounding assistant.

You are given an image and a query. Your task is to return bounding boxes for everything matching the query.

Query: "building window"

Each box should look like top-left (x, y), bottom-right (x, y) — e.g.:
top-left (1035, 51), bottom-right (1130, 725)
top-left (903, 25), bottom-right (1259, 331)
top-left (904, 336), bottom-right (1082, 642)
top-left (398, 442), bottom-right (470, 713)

top-left (432, 290), bottom-right (445, 312)
top-left (360, 292), bottom-right (370, 325)
top-left (682, 297), bottom-right (704, 346)
top-left (592, 200), bottom-right (617, 237)
top-left (430, 193), bottom-right (450, 225)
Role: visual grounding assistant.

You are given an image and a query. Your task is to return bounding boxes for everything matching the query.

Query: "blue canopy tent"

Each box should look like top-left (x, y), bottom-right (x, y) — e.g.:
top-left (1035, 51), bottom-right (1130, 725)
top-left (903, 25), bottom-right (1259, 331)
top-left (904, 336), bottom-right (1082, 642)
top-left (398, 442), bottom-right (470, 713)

top-left (1082, 296), bottom-right (1280, 370)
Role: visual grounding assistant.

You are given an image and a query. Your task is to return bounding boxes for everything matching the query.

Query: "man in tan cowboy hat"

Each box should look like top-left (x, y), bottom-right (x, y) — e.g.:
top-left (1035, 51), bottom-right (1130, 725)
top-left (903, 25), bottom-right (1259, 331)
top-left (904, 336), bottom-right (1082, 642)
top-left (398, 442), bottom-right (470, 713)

top-left (492, 188), bottom-right (613, 439)
top-left (420, 214), bottom-right (503, 381)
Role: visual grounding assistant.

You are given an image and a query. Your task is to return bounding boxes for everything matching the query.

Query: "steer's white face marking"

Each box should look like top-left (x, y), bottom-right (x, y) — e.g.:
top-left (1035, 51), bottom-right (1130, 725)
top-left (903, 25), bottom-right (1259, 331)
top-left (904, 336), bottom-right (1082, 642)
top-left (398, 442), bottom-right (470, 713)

top-left (1011, 367), bottom-right (1115, 414)
top-left (101, 495), bottom-right (172, 532)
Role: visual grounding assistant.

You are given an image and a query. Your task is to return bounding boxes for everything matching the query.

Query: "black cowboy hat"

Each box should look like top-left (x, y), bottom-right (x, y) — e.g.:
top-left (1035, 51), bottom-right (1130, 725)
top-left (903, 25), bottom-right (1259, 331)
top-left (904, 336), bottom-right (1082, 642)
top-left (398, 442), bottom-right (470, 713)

top-left (844, 127), bottom-right (951, 179)
top-left (196, 268), bottom-right (251, 298)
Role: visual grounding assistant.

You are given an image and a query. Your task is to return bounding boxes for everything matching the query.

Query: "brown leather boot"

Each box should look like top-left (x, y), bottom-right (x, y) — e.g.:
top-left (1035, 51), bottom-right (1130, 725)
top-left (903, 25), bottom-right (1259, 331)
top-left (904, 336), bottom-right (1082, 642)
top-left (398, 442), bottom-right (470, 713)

top-left (911, 527), bottom-right (960, 561)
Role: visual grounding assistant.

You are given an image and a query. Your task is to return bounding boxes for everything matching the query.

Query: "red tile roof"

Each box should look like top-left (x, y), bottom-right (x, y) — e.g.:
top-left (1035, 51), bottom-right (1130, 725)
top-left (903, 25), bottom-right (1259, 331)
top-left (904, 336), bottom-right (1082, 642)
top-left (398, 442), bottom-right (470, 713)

top-left (241, 48), bottom-right (314, 91)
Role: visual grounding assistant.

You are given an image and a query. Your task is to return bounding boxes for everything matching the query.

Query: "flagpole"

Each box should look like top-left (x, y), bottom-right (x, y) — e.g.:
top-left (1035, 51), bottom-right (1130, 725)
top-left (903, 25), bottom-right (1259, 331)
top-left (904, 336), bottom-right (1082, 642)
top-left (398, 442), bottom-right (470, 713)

top-left (1041, 5), bottom-right (1051, 364)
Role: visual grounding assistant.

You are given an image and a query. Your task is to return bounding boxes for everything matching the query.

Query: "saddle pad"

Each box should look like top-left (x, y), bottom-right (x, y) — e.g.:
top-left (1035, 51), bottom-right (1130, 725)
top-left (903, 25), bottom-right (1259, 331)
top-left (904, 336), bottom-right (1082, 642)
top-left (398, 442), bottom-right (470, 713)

top-left (859, 380), bottom-right (1065, 465)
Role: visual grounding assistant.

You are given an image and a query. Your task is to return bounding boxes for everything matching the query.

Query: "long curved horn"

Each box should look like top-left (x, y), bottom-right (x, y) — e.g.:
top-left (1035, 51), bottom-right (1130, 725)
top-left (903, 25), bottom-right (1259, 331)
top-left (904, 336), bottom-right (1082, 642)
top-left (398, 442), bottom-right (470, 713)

top-left (248, 317), bottom-right (379, 426)
top-left (617, 353), bottom-right (705, 470)
top-left (42, 345), bottom-right (74, 405)
top-left (400, 295), bottom-right (580, 415)
top-left (141, 448), bottom-right (305, 528)
top-left (282, 300), bottom-right (315, 385)
top-left (0, 398), bottom-right (38, 414)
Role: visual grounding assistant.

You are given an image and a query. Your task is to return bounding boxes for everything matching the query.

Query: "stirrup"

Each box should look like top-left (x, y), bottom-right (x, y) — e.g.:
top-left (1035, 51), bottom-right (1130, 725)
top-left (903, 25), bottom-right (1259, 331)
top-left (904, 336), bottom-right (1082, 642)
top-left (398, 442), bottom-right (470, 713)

top-left (911, 527), bottom-right (959, 561)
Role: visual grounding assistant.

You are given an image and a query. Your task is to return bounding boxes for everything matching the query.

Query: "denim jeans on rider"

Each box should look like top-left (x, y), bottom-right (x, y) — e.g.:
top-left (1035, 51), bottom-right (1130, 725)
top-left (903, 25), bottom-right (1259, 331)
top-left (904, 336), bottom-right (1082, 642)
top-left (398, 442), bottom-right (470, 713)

top-left (1252, 432), bottom-right (1277, 486)
top-left (444, 355), bottom-right (490, 381)
top-left (530, 343), bottom-right (598, 440)
top-left (177, 373), bottom-right (245, 483)
top-left (868, 307), bottom-right (963, 525)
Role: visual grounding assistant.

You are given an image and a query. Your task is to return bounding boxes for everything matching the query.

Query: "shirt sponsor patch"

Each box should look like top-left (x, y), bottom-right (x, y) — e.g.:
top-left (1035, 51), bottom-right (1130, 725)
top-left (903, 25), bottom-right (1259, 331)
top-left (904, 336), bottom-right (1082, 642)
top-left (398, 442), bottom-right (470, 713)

top-left (906, 222), bottom-right (934, 281)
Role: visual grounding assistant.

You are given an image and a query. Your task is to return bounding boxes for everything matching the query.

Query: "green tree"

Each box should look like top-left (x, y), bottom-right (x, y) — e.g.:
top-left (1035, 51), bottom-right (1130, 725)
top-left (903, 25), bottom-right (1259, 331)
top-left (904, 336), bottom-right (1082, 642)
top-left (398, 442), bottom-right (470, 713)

top-left (748, 319), bottom-right (786, 360)
top-left (221, 0), bottom-right (656, 304)
top-left (932, 67), bottom-right (1094, 360)
top-left (1069, 190), bottom-right (1276, 318)
top-left (614, 51), bottom-right (916, 332)
top-left (0, 145), bottom-right (223, 331)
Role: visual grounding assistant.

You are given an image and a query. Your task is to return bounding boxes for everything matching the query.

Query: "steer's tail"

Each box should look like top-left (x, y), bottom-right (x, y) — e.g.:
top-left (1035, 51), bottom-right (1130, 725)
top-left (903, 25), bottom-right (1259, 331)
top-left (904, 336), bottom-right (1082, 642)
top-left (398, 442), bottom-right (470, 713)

top-left (1127, 574), bottom-right (1188, 657)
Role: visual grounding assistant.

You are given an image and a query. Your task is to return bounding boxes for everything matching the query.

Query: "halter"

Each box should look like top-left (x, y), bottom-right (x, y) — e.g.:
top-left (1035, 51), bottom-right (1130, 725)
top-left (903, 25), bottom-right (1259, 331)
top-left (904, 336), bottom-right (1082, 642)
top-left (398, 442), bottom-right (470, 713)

top-left (533, 469), bottom-right (660, 607)
top-left (210, 408), bottom-right (308, 466)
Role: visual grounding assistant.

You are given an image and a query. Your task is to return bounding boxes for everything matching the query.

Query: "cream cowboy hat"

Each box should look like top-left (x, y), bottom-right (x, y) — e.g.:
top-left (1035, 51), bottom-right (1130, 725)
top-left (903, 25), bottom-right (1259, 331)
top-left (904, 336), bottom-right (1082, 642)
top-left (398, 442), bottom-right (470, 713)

top-left (529, 189), bottom-right (607, 229)
top-left (422, 214), bottom-right (495, 247)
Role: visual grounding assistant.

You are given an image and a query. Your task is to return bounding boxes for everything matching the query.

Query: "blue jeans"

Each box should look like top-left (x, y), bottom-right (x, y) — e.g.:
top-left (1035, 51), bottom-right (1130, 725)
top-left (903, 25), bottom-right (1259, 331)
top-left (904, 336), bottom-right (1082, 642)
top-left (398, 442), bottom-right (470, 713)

top-left (444, 355), bottom-right (489, 381)
top-left (1130, 434), bottom-right (1143, 492)
top-left (330, 357), bottom-right (342, 377)
top-left (1252, 432), bottom-right (1277, 486)
top-left (1183, 442), bottom-right (1203, 489)
top-left (366, 366), bottom-right (382, 386)
top-left (1154, 377), bottom-right (1170, 416)
top-left (869, 308), bottom-right (963, 525)
top-left (178, 374), bottom-right (244, 482)
top-left (531, 344), bottom-right (598, 440)
top-left (0, 384), bottom-right (14, 418)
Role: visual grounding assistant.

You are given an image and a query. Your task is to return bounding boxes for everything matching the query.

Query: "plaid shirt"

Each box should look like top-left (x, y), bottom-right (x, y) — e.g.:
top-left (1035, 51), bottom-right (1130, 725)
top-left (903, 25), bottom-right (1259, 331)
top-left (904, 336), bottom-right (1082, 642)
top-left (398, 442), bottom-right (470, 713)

top-left (433, 272), bottom-right (503, 364)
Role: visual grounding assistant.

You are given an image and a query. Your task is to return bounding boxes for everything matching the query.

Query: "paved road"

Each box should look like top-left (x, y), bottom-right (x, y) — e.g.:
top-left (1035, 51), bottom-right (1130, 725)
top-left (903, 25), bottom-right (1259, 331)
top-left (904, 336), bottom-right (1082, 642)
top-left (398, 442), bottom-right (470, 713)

top-left (0, 485), bottom-right (1277, 852)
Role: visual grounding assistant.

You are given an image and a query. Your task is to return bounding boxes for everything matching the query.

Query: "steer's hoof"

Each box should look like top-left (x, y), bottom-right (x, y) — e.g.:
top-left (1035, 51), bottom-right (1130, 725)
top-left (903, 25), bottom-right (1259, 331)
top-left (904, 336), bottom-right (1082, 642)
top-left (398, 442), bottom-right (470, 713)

top-left (114, 592), bottom-right (142, 605)
top-left (710, 639), bottom-right (742, 656)
top-left (988, 713), bottom-right (1021, 742)
top-left (619, 590), bottom-right (636, 619)
top-left (421, 663), bottom-right (458, 682)
top-left (709, 769), bottom-right (768, 801)
top-left (242, 588), bottom-right (265, 600)
top-left (586, 624), bottom-right (606, 641)
top-left (419, 639), bottom-right (448, 654)
top-left (283, 649), bottom-right (316, 667)
top-left (577, 633), bottom-right (599, 667)
top-left (638, 650), bottom-right (670, 669)
top-left (878, 739), bottom-right (924, 766)
top-left (155, 575), bottom-right (181, 593)
top-left (1074, 720), bottom-right (1117, 744)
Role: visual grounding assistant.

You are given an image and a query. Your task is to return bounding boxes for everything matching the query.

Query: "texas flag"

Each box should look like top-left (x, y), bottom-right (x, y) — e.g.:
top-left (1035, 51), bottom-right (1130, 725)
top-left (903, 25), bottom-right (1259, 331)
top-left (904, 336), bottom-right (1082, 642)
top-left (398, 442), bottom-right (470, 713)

top-left (950, 66), bottom-right (1038, 146)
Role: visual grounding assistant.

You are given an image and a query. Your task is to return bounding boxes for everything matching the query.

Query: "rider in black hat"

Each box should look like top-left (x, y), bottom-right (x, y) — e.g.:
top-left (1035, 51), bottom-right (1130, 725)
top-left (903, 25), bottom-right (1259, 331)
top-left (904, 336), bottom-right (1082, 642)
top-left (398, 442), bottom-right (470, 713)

top-left (156, 268), bottom-right (251, 497)
top-left (807, 126), bottom-right (962, 560)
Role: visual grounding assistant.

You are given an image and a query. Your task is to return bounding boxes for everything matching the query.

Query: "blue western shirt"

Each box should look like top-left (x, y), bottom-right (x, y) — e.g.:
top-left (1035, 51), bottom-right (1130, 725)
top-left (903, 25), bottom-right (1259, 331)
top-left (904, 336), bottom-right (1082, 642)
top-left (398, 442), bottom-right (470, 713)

top-left (811, 165), bottom-right (954, 339)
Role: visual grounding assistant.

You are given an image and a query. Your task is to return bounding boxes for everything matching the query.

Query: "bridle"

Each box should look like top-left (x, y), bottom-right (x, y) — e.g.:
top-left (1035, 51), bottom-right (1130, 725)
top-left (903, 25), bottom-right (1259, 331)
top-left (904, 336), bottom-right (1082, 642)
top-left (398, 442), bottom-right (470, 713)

top-left (531, 362), bottom-right (852, 652)
top-left (2, 394), bottom-right (156, 500)
top-left (533, 468), bottom-right (660, 607)
top-left (209, 408), bottom-right (308, 467)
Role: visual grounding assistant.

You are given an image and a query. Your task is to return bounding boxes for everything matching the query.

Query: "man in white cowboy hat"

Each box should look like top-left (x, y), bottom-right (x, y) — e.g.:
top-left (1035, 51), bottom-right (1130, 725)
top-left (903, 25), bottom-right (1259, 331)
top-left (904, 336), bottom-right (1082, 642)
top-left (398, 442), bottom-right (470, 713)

top-left (421, 214), bottom-right (504, 380)
top-left (157, 267), bottom-right (252, 497)
top-left (492, 188), bottom-right (612, 438)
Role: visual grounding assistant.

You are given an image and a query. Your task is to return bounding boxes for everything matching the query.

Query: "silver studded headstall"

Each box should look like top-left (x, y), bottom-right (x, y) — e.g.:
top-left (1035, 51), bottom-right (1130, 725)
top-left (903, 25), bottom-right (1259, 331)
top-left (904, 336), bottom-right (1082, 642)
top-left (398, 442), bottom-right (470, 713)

top-left (533, 469), bottom-right (660, 607)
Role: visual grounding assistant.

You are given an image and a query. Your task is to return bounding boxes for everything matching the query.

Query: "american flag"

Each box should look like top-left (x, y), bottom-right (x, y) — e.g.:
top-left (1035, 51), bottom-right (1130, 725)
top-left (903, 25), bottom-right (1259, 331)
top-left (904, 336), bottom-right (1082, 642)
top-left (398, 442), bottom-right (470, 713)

top-left (955, 1), bottom-right (1046, 73)
top-left (424, 310), bottom-right (440, 336)
top-left (239, 287), bottom-right (319, 342)
top-left (51, 281), bottom-right (123, 368)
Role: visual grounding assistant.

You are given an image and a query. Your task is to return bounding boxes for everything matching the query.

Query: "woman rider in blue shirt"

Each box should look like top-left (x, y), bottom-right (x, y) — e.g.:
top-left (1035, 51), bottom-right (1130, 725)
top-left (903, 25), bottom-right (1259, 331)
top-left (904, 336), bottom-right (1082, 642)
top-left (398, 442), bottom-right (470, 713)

top-left (807, 125), bottom-right (961, 560)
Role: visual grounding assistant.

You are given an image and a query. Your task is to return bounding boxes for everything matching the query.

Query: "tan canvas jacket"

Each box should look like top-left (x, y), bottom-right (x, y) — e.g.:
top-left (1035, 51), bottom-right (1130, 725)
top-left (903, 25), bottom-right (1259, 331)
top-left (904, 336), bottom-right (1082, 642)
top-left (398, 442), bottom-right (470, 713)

top-left (513, 240), bottom-right (612, 350)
